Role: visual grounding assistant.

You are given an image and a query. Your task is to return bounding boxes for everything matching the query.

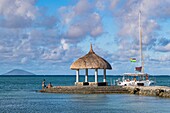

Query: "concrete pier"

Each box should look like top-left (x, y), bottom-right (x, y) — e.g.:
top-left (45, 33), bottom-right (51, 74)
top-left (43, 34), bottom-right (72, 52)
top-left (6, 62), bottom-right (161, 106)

top-left (40, 86), bottom-right (170, 98)
top-left (40, 86), bottom-right (129, 94)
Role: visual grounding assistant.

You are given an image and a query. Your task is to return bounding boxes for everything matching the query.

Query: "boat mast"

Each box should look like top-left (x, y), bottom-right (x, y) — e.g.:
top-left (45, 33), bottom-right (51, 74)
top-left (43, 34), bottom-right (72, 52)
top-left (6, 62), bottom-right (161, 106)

top-left (139, 10), bottom-right (144, 73)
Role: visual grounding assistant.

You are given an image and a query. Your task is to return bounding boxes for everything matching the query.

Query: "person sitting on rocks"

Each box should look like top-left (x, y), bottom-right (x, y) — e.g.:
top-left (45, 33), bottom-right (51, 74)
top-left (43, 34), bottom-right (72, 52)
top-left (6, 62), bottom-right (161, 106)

top-left (46, 82), bottom-right (53, 88)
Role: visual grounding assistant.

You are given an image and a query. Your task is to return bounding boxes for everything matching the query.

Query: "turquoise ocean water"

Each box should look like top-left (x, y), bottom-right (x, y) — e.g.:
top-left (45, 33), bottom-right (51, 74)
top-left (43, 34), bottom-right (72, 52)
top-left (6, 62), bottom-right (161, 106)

top-left (0, 75), bottom-right (169, 113)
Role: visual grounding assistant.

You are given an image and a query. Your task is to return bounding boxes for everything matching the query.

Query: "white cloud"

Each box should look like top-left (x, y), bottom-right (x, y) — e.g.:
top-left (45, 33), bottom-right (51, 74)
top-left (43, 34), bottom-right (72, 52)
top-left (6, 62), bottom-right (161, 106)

top-left (42, 48), bottom-right (62, 61)
top-left (95, 0), bottom-right (105, 10)
top-left (90, 25), bottom-right (103, 37)
top-left (65, 12), bottom-right (103, 42)
top-left (73, 0), bottom-right (92, 15)
top-left (110, 0), bottom-right (119, 9)
top-left (21, 57), bottom-right (28, 64)
top-left (59, 0), bottom-right (104, 44)
top-left (42, 44), bottom-right (83, 64)
top-left (61, 39), bottom-right (69, 50)
top-left (58, 6), bottom-right (75, 25)
top-left (155, 43), bottom-right (170, 52)
top-left (67, 25), bottom-right (85, 38)
top-left (15, 0), bottom-right (37, 20)
top-left (0, 0), bottom-right (38, 28)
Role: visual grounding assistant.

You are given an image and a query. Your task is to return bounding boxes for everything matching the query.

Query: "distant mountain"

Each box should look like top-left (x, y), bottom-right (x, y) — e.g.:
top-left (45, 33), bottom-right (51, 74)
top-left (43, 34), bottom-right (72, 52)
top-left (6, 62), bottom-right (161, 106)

top-left (3, 69), bottom-right (35, 75)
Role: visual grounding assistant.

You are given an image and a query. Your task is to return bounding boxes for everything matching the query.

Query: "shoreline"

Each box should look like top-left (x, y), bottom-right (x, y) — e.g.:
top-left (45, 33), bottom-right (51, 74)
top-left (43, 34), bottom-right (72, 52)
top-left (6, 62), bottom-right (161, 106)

top-left (40, 86), bottom-right (170, 98)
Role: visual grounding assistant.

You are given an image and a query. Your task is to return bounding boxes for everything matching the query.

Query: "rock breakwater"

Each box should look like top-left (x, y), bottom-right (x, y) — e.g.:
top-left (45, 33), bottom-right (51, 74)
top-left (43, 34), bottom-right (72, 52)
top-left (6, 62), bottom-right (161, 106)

top-left (125, 86), bottom-right (170, 98)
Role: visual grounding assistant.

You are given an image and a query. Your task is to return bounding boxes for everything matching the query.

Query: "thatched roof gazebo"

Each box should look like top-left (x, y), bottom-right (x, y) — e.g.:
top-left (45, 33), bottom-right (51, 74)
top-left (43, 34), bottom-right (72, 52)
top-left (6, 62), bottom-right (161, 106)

top-left (70, 44), bottom-right (112, 86)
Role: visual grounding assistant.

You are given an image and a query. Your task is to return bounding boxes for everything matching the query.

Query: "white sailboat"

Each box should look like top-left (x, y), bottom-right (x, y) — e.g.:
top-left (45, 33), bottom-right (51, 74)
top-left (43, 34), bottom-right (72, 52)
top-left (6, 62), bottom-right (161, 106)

top-left (116, 11), bottom-right (155, 86)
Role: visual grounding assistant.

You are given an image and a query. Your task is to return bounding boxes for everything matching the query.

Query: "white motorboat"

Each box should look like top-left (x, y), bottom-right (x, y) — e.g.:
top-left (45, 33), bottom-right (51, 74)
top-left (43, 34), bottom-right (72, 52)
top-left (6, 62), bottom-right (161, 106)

top-left (116, 73), bottom-right (155, 86)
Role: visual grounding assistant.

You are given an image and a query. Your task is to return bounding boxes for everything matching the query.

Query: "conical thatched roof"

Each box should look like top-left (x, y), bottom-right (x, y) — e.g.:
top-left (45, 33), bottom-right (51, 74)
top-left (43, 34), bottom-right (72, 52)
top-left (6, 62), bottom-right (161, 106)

top-left (70, 44), bottom-right (112, 70)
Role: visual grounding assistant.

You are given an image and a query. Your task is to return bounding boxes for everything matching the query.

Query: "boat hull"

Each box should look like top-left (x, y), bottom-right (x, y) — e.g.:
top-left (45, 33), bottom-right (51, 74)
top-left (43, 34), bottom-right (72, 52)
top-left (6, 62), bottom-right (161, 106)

top-left (116, 80), bottom-right (154, 86)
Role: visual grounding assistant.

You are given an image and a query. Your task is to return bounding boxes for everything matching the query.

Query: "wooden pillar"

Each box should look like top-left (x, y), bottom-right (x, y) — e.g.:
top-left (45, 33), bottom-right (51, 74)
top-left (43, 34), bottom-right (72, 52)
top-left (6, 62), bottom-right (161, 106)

top-left (95, 69), bottom-right (98, 83)
top-left (85, 69), bottom-right (88, 82)
top-left (103, 69), bottom-right (106, 82)
top-left (76, 69), bottom-right (79, 82)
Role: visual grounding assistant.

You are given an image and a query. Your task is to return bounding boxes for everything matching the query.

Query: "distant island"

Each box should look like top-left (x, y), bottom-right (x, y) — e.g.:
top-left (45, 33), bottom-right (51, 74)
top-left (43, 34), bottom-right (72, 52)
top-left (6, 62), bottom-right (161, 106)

top-left (2, 69), bottom-right (35, 75)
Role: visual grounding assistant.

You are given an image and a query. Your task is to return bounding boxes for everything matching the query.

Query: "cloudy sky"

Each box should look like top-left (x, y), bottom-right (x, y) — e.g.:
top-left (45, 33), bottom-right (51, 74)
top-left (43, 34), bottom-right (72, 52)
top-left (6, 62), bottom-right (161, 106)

top-left (0, 0), bottom-right (170, 75)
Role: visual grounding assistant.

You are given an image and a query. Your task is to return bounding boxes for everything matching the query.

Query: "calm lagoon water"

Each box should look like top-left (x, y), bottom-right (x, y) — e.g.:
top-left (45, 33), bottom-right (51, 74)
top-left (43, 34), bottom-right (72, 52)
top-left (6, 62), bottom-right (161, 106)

top-left (0, 76), bottom-right (169, 113)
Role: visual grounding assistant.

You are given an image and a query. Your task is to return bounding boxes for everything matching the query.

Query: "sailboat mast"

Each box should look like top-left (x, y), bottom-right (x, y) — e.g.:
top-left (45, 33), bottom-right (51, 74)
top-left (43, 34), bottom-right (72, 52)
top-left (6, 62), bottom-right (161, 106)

top-left (139, 11), bottom-right (144, 73)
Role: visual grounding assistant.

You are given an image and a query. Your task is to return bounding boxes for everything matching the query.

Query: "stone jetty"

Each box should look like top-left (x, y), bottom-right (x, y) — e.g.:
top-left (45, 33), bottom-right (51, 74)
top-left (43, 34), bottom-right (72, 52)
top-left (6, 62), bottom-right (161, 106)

top-left (125, 86), bottom-right (170, 98)
top-left (40, 86), bottom-right (170, 98)
top-left (40, 86), bottom-right (129, 94)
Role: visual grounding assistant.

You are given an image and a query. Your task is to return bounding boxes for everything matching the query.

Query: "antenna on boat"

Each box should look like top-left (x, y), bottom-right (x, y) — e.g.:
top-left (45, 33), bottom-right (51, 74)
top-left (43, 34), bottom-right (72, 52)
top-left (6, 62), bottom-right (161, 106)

top-left (139, 10), bottom-right (144, 73)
